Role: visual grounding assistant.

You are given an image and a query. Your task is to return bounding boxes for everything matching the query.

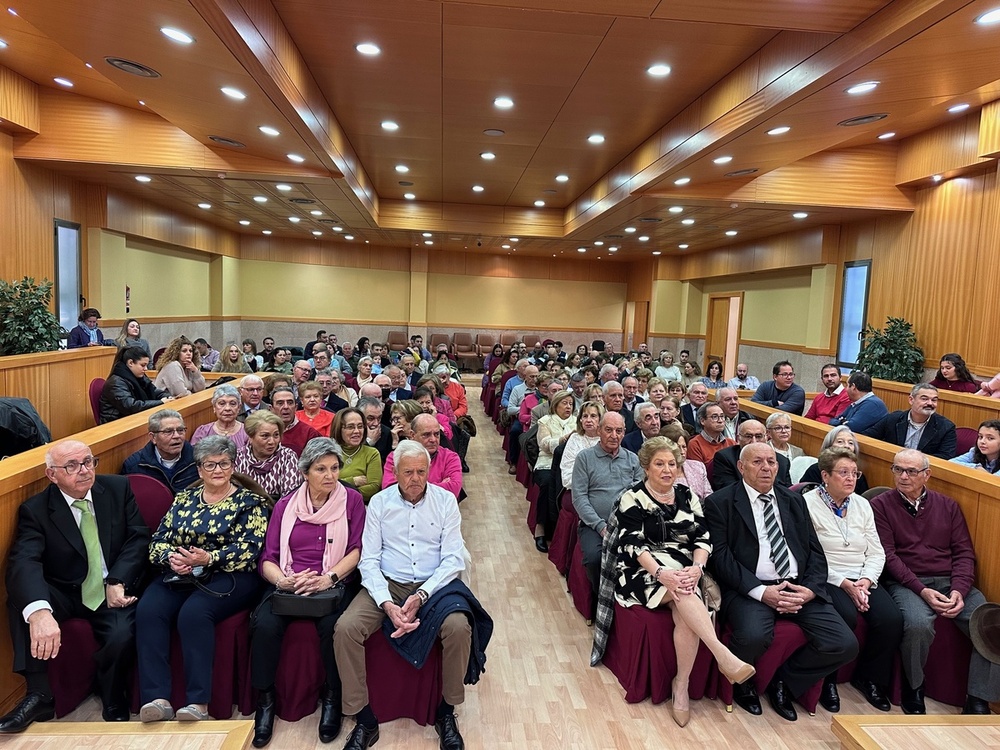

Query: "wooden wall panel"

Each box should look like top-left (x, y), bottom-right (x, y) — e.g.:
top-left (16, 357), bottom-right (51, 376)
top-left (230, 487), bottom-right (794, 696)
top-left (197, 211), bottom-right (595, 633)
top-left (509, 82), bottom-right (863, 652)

top-left (967, 165), bottom-right (1000, 371)
top-left (239, 235), bottom-right (410, 271)
top-left (897, 112), bottom-right (990, 185)
top-left (0, 65), bottom-right (40, 133)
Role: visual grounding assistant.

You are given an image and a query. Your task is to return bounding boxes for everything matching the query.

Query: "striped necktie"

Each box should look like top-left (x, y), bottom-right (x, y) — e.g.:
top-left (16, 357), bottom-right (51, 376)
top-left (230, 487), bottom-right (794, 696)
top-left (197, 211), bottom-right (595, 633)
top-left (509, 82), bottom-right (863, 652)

top-left (760, 493), bottom-right (791, 579)
top-left (71, 501), bottom-right (105, 610)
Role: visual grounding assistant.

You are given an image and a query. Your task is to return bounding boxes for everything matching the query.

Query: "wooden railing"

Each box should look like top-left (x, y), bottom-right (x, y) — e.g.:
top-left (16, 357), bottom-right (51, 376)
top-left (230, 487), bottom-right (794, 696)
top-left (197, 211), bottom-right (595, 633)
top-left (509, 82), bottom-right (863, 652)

top-left (869, 377), bottom-right (1000, 430)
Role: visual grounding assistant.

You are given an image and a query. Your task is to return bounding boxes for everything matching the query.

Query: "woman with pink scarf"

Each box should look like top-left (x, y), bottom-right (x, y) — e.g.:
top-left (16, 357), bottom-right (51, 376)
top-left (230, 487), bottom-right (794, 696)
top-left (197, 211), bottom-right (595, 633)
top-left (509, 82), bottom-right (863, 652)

top-left (249, 438), bottom-right (366, 748)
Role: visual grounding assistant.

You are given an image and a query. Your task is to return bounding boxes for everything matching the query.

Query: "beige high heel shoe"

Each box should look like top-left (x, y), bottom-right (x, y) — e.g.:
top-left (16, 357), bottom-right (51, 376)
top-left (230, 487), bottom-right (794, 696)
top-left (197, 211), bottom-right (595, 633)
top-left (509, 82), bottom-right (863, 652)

top-left (721, 660), bottom-right (756, 685)
top-left (670, 678), bottom-right (690, 727)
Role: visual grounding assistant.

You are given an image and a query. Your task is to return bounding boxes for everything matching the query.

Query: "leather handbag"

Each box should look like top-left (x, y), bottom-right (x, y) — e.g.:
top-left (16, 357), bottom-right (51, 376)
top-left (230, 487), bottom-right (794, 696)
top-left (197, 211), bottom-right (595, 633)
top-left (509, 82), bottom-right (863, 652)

top-left (270, 584), bottom-right (345, 617)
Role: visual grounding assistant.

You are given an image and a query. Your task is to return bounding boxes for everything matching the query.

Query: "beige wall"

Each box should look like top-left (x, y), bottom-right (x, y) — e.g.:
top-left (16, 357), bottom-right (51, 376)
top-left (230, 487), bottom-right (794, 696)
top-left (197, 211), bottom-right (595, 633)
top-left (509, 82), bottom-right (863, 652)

top-left (702, 270), bottom-right (814, 347)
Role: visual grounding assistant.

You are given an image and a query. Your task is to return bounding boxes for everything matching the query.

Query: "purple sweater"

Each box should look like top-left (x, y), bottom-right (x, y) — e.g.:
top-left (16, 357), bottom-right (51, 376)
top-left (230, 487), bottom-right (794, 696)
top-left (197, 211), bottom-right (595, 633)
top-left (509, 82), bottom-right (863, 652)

top-left (870, 488), bottom-right (976, 597)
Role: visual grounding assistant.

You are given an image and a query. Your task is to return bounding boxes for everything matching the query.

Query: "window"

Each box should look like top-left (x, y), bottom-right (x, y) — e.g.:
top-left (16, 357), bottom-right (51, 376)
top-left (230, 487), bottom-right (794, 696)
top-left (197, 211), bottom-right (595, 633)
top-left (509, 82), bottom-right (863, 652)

top-left (53, 220), bottom-right (82, 338)
top-left (836, 260), bottom-right (871, 370)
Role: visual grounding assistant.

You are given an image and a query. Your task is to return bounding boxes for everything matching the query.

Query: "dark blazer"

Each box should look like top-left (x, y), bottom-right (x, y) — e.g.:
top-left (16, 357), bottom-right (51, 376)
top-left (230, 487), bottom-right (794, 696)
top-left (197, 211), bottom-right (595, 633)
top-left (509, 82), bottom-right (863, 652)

top-left (710, 445), bottom-right (792, 491)
top-left (617, 406), bottom-right (637, 434)
top-left (121, 441), bottom-right (199, 494)
top-left (621, 430), bottom-right (647, 454)
top-left (703, 482), bottom-right (829, 604)
top-left (681, 403), bottom-right (701, 433)
top-left (6, 475), bottom-right (151, 615)
top-left (390, 387), bottom-right (413, 403)
top-left (67, 324), bottom-right (107, 349)
top-left (861, 410), bottom-right (957, 460)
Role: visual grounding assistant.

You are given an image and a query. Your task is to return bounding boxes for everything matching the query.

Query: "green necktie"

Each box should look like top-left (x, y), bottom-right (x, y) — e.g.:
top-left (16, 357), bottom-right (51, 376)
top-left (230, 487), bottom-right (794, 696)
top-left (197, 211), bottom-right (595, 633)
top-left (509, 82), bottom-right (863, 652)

top-left (71, 500), bottom-right (105, 610)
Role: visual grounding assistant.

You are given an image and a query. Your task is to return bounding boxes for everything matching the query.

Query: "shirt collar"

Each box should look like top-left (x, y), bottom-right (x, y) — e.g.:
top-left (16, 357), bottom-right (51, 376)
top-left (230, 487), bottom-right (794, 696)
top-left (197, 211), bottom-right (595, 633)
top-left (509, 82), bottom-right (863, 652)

top-left (742, 481), bottom-right (774, 504)
top-left (59, 488), bottom-right (94, 508)
top-left (825, 384), bottom-right (845, 396)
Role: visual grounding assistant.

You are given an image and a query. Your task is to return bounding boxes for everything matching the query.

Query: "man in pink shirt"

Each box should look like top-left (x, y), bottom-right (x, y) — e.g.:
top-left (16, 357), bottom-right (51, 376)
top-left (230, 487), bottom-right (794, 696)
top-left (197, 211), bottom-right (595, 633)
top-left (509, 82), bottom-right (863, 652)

top-left (382, 414), bottom-right (463, 500)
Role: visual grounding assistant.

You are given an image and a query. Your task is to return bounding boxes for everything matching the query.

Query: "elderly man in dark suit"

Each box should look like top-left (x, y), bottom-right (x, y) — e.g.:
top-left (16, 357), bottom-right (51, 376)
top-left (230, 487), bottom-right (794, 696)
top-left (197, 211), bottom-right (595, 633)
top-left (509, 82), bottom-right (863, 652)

top-left (0, 440), bottom-right (150, 732)
top-left (704, 443), bottom-right (857, 721)
top-left (711, 420), bottom-right (792, 491)
top-left (861, 383), bottom-right (956, 459)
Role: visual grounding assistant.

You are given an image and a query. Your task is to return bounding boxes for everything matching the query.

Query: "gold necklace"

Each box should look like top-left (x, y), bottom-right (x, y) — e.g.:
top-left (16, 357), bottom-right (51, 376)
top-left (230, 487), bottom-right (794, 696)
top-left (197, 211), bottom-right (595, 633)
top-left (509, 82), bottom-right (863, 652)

top-left (342, 443), bottom-right (363, 464)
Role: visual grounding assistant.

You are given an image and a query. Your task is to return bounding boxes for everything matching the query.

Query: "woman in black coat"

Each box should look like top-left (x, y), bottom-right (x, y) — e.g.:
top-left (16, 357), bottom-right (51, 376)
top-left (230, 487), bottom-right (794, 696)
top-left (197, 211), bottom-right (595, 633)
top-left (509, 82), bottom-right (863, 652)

top-left (99, 346), bottom-right (172, 423)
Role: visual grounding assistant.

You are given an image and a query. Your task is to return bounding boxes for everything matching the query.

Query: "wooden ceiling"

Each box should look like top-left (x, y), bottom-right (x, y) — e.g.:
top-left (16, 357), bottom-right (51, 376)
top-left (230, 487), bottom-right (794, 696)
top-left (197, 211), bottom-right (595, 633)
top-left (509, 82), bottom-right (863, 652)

top-left (2, 0), bottom-right (1000, 259)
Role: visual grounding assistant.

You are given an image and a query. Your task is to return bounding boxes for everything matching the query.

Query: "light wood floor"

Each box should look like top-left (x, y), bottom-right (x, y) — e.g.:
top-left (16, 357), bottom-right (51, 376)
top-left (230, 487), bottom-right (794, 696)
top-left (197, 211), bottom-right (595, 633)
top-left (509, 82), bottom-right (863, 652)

top-left (63, 384), bottom-right (959, 748)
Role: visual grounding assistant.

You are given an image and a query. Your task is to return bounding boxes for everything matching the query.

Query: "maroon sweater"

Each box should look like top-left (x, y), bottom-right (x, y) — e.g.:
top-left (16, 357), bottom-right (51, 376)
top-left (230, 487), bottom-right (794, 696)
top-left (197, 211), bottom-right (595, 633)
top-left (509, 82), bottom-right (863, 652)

top-left (870, 488), bottom-right (976, 597)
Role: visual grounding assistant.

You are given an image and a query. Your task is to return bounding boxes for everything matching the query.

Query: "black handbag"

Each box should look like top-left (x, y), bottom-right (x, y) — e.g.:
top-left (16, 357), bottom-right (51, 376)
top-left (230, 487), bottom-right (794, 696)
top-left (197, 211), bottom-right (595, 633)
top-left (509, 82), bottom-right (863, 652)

top-left (270, 584), bottom-right (345, 617)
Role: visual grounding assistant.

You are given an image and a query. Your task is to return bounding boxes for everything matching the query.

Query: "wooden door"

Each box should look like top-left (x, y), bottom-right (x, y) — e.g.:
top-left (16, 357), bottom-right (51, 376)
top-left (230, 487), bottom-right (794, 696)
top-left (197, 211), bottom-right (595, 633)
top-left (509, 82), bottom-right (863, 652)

top-left (705, 293), bottom-right (743, 380)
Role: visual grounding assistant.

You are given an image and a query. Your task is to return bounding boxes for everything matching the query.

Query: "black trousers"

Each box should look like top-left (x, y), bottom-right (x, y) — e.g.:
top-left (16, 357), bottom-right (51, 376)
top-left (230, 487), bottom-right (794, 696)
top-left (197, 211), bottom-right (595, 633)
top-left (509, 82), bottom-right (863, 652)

top-left (578, 525), bottom-right (603, 596)
top-left (507, 420), bottom-right (523, 465)
top-left (723, 594), bottom-right (859, 698)
top-left (250, 580), bottom-right (358, 694)
top-left (8, 585), bottom-right (135, 704)
top-left (532, 469), bottom-right (557, 537)
top-left (826, 582), bottom-right (902, 688)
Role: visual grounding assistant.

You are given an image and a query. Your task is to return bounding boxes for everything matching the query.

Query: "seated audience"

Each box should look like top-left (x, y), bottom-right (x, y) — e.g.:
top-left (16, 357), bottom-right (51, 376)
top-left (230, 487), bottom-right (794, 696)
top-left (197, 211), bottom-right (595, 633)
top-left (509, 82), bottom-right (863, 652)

top-left (583, 382), bottom-right (604, 405)
top-left (861, 383), bottom-right (956, 460)
top-left (829, 372), bottom-right (887, 433)
top-left (154, 337), bottom-right (207, 397)
top-left (67, 307), bottom-right (109, 348)
top-left (716, 387), bottom-right (752, 440)
top-left (704, 443), bottom-right (858, 722)
top-left (433, 364), bottom-right (468, 419)
top-left (765, 412), bottom-right (804, 460)
top-left (388, 400), bottom-right (424, 452)
top-left (303, 330), bottom-right (327, 360)
top-left (667, 381), bottom-right (686, 404)
top-left (711, 420), bottom-right (792, 490)
top-left (533, 390), bottom-right (577, 552)
top-left (315, 369), bottom-right (350, 413)
top-left (297, 381), bottom-right (334, 437)
top-left (332, 408), bottom-right (383, 504)
top-left (270, 387), bottom-right (321, 457)
top-left (804, 363), bottom-right (850, 424)
top-left (191, 384), bottom-right (248, 450)
top-left (237, 375), bottom-right (267, 421)
top-left (264, 348), bottom-right (293, 375)
top-left (750, 361), bottom-right (805, 415)
top-left (518, 373), bottom-right (553, 431)
top-left (571, 413), bottom-right (644, 593)
top-left (870, 449), bottom-right (1000, 715)
top-left (383, 365), bottom-right (412, 404)
top-left (527, 380), bottom-right (563, 428)
top-left (622, 402), bottom-right (661, 454)
top-left (700, 360), bottom-right (727, 390)
top-left (291, 360), bottom-right (314, 389)
top-left (621, 376), bottom-right (643, 413)
top-left (264, 374), bottom-right (294, 404)
top-left (328, 368), bottom-right (360, 407)
top-left (413, 387), bottom-right (454, 441)
top-left (645, 378), bottom-right (667, 410)
top-left (597, 437), bottom-right (755, 727)
top-left (121, 409), bottom-right (199, 493)
top-left (685, 403), bottom-right (736, 465)
top-left (114, 318), bottom-right (151, 357)
top-left (417, 375), bottom-right (457, 425)
top-left (137, 436), bottom-right (267, 723)
top-left (242, 339), bottom-right (263, 372)
top-left (355, 357), bottom-right (375, 389)
top-left (212, 341), bottom-right (253, 374)
top-left (603, 381), bottom-right (635, 433)
top-left (0, 441), bottom-right (149, 732)
top-left (929, 353), bottom-right (980, 393)
top-left (193, 338), bottom-right (219, 371)
top-left (99, 345), bottom-right (171, 424)
top-left (950, 419), bottom-right (1000, 474)
top-left (334, 440), bottom-right (484, 750)
top-left (727, 363), bottom-right (760, 391)
top-left (803, 448), bottom-right (901, 712)
top-left (251, 438), bottom-right (366, 747)
top-left (680, 361), bottom-right (702, 390)
top-left (341, 342), bottom-right (359, 374)
top-left (382, 414), bottom-right (463, 500)
top-left (560, 401), bottom-right (604, 490)
top-left (654, 352), bottom-right (681, 383)
top-left (358, 396), bottom-right (393, 463)
top-left (235, 411), bottom-right (303, 503)
top-left (800, 426), bottom-right (871, 495)
top-left (260, 338), bottom-right (277, 368)
top-left (680, 383), bottom-right (709, 428)
top-left (659, 396), bottom-right (683, 430)
top-left (660, 422), bottom-right (711, 500)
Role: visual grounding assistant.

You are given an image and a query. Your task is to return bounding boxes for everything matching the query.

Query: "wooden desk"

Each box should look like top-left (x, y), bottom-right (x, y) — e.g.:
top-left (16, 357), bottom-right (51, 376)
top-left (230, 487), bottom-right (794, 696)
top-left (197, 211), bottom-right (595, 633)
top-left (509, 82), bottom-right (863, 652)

top-left (832, 714), bottom-right (1000, 750)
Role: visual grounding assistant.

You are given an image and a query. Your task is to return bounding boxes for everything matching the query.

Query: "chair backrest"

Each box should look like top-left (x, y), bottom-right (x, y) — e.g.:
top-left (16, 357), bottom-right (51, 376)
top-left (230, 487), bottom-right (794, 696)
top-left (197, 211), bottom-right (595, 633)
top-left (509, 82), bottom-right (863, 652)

top-left (955, 427), bottom-right (979, 457)
top-left (789, 455), bottom-right (818, 484)
top-left (453, 332), bottom-right (475, 351)
top-left (500, 333), bottom-right (518, 348)
top-left (126, 474), bottom-right (175, 530)
top-left (152, 347), bottom-right (166, 364)
top-left (788, 482), bottom-right (818, 495)
top-left (862, 485), bottom-right (892, 501)
top-left (429, 333), bottom-right (451, 351)
top-left (386, 330), bottom-right (407, 352)
top-left (475, 333), bottom-right (495, 354)
top-left (88, 378), bottom-right (105, 425)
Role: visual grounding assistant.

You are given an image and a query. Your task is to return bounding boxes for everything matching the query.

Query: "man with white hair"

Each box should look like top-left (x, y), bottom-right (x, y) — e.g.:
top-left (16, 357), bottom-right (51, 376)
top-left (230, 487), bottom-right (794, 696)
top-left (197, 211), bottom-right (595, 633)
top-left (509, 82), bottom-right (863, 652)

top-left (598, 363), bottom-right (619, 385)
top-left (335, 440), bottom-right (488, 750)
top-left (236, 375), bottom-right (266, 421)
top-left (500, 359), bottom-right (530, 412)
top-left (622, 402), bottom-right (660, 453)
top-left (681, 382), bottom-right (709, 429)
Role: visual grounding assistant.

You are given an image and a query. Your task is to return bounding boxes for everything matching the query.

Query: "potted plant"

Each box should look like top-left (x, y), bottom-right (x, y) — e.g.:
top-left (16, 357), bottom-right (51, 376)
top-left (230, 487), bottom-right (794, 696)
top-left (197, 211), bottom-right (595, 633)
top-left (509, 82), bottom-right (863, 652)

top-left (0, 277), bottom-right (66, 356)
top-left (854, 316), bottom-right (925, 384)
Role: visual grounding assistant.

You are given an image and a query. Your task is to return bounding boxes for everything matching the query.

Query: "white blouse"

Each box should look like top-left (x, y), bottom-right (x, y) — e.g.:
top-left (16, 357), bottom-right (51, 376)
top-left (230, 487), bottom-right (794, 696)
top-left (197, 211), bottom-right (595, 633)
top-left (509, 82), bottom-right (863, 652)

top-left (803, 488), bottom-right (886, 587)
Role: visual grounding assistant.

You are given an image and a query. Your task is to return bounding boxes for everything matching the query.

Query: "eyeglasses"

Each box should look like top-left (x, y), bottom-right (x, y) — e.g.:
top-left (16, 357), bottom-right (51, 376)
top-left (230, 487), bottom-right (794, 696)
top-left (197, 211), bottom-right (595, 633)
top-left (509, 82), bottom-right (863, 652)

top-left (705, 414), bottom-right (726, 421)
top-left (776, 371), bottom-right (795, 378)
top-left (200, 460), bottom-right (233, 471)
top-left (891, 465), bottom-right (927, 477)
top-left (51, 457), bottom-right (99, 474)
top-left (241, 387), bottom-right (264, 393)
top-left (831, 470), bottom-right (861, 479)
top-left (153, 428), bottom-right (186, 436)
top-left (768, 425), bottom-right (792, 432)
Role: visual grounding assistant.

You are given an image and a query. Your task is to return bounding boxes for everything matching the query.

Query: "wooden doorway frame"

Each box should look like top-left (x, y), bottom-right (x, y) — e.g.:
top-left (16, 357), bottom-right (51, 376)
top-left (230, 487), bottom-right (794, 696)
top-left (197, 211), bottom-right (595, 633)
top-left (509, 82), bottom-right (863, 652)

top-left (705, 292), bottom-right (744, 380)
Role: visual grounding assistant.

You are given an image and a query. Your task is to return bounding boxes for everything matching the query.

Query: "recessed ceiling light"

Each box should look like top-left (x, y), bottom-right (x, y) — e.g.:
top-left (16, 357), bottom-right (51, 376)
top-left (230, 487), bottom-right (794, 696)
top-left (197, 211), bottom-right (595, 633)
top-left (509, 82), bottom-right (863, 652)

top-left (198, 202), bottom-right (211, 209)
top-left (932, 174), bottom-right (943, 182)
top-left (381, 120), bottom-right (399, 131)
top-left (239, 220), bottom-right (250, 226)
top-left (160, 27), bottom-right (194, 44)
top-left (555, 174), bottom-right (569, 183)
top-left (404, 193), bottom-right (416, 200)
top-left (0, 38), bottom-right (7, 48)
top-left (333, 226), bottom-right (343, 232)
top-left (355, 42), bottom-right (380, 56)
top-left (681, 219), bottom-right (695, 225)
top-left (480, 152), bottom-right (495, 160)
top-left (276, 184), bottom-right (292, 191)
top-left (494, 96), bottom-right (514, 109)
top-left (976, 8), bottom-right (1000, 24)
top-left (311, 230), bottom-right (322, 236)
top-left (713, 155), bottom-right (733, 165)
top-left (725, 230), bottom-right (738, 236)
top-left (53, 77), bottom-right (73, 87)
top-left (948, 103), bottom-right (970, 113)
top-left (262, 230), bottom-right (272, 235)
top-left (309, 210), bottom-right (322, 216)
top-left (678, 244), bottom-right (689, 249)
top-left (792, 212), bottom-right (809, 219)
top-left (220, 87), bottom-right (245, 100)
top-left (134, 175), bottom-right (151, 183)
top-left (253, 196), bottom-right (267, 203)
top-left (624, 227), bottom-right (636, 233)
top-left (501, 244), bottom-right (510, 249)
top-left (588, 134), bottom-right (605, 144)
top-left (609, 247), bottom-right (618, 253)
top-left (577, 248), bottom-right (587, 253)
top-left (424, 240), bottom-right (433, 245)
top-left (638, 236), bottom-right (649, 242)
top-left (392, 165), bottom-right (409, 175)
top-left (138, 100), bottom-right (145, 106)
top-left (287, 153), bottom-right (304, 163)
top-left (594, 241), bottom-right (604, 246)
top-left (674, 177), bottom-right (691, 186)
top-left (288, 216), bottom-right (300, 223)
top-left (85, 62), bottom-right (93, 69)
top-left (846, 81), bottom-right (879, 95)
top-left (510, 237), bottom-right (519, 242)
top-left (472, 185), bottom-right (484, 193)
top-left (668, 206), bottom-right (683, 213)
top-left (652, 251), bottom-right (662, 256)
top-left (483, 129), bottom-right (505, 137)
top-left (259, 125), bottom-right (279, 136)
top-left (647, 63), bottom-right (671, 77)
top-left (534, 200), bottom-right (545, 207)
top-left (878, 132), bottom-right (896, 140)
top-left (6, 7), bottom-right (15, 15)
top-left (345, 234), bottom-right (354, 240)
top-left (422, 232), bottom-right (432, 238)
top-left (767, 126), bottom-right (791, 135)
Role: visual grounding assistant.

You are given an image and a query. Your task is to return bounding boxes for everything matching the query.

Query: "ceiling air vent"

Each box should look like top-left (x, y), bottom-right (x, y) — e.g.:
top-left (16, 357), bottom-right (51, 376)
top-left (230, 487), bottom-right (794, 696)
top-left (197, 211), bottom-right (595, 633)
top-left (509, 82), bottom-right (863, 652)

top-left (289, 198), bottom-right (315, 204)
top-left (725, 168), bottom-right (759, 178)
top-left (104, 57), bottom-right (161, 78)
top-left (208, 135), bottom-right (245, 148)
top-left (838, 113), bottom-right (888, 127)
top-left (639, 217), bottom-right (662, 222)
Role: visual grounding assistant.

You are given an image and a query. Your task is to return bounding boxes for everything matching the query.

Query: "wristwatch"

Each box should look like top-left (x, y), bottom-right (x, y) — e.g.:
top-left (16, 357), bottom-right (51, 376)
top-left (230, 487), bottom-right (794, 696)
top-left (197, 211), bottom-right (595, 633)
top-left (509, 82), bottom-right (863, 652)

top-left (104, 578), bottom-right (123, 586)
top-left (416, 589), bottom-right (429, 604)
top-left (329, 572), bottom-right (340, 584)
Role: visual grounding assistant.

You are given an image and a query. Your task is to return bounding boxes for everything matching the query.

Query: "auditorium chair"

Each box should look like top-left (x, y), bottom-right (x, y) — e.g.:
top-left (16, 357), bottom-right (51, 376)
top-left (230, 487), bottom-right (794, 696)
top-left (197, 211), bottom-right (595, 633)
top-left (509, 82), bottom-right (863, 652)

top-left (88, 378), bottom-right (105, 425)
top-left (429, 333), bottom-right (451, 353)
top-left (954, 427), bottom-right (979, 458)
top-left (386, 330), bottom-right (407, 355)
top-left (452, 333), bottom-right (480, 371)
top-left (500, 332), bottom-right (518, 349)
top-left (547, 490), bottom-right (577, 577)
top-left (567, 540), bottom-right (595, 623)
top-left (887, 615), bottom-right (972, 708)
top-left (475, 333), bottom-right (495, 357)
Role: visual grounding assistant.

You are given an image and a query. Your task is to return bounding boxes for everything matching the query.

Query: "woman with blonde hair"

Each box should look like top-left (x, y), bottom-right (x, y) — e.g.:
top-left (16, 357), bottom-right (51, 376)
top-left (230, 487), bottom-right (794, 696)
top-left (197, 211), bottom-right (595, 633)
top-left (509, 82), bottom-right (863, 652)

top-left (533, 390), bottom-right (578, 552)
top-left (114, 318), bottom-right (151, 357)
top-left (154, 336), bottom-right (206, 397)
top-left (212, 342), bottom-right (253, 375)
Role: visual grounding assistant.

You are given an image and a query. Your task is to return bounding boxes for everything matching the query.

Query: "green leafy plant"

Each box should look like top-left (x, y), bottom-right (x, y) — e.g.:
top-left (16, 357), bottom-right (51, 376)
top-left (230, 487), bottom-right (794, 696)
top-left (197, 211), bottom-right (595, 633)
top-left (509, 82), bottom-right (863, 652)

top-left (0, 277), bottom-right (66, 356)
top-left (854, 316), bottom-right (925, 384)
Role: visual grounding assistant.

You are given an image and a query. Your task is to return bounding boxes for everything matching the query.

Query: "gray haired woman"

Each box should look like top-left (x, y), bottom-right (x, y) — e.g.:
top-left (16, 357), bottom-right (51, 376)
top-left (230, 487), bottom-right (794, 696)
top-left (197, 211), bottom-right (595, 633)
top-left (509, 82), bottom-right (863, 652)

top-left (250, 437), bottom-right (367, 747)
top-left (191, 384), bottom-right (248, 450)
top-left (800, 426), bottom-right (870, 494)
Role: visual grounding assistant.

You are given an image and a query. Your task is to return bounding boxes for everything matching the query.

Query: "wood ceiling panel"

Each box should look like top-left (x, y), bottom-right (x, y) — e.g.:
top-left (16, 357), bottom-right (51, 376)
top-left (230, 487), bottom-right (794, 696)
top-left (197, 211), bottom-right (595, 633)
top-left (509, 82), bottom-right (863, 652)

top-left (650, 0), bottom-right (894, 33)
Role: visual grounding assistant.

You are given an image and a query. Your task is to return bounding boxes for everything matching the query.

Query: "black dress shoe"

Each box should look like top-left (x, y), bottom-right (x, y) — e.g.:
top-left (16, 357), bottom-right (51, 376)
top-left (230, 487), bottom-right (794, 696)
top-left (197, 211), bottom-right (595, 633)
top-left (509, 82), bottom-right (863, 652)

top-left (0, 692), bottom-right (55, 734)
top-left (766, 680), bottom-right (798, 722)
top-left (732, 681), bottom-right (762, 716)
top-left (820, 677), bottom-right (841, 713)
top-left (318, 686), bottom-right (342, 743)
top-left (343, 722), bottom-right (379, 749)
top-left (101, 703), bottom-right (130, 722)
top-left (901, 681), bottom-right (926, 715)
top-left (963, 695), bottom-right (991, 715)
top-left (850, 678), bottom-right (891, 711)
top-left (434, 713), bottom-right (465, 750)
top-left (534, 536), bottom-right (549, 553)
top-left (252, 689), bottom-right (276, 748)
